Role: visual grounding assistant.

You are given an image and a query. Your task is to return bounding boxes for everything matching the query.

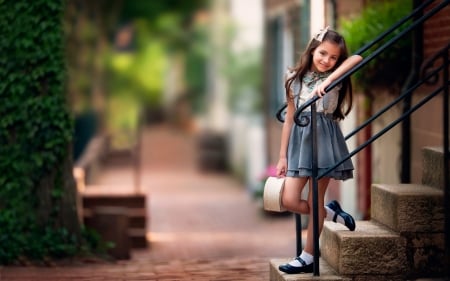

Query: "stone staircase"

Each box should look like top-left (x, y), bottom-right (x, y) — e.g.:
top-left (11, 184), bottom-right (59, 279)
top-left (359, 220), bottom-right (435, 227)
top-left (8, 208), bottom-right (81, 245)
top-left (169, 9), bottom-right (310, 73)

top-left (270, 147), bottom-right (446, 280)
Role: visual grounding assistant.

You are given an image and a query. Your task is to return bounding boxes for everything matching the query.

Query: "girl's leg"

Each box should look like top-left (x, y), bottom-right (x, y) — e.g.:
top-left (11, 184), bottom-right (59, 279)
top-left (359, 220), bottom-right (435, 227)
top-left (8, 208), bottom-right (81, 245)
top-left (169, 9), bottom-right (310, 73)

top-left (278, 177), bottom-right (330, 274)
top-left (303, 177), bottom-right (330, 256)
top-left (281, 177), bottom-right (310, 214)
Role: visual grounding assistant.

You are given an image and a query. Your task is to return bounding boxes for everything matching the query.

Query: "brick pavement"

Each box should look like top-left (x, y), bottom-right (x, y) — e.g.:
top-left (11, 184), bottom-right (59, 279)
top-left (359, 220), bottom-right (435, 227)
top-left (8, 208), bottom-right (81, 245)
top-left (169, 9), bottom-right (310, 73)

top-left (0, 123), bottom-right (297, 280)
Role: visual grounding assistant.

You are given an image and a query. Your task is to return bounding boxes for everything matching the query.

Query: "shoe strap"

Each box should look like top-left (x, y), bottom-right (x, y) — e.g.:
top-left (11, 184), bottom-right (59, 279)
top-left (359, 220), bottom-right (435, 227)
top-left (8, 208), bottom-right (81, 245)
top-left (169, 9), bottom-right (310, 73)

top-left (295, 256), bottom-right (307, 266)
top-left (333, 212), bottom-right (338, 222)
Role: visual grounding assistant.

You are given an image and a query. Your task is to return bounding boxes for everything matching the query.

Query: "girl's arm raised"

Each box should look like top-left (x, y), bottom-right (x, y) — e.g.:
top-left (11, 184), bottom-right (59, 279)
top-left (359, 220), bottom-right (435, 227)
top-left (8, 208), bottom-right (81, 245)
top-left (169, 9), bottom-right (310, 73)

top-left (316, 55), bottom-right (363, 95)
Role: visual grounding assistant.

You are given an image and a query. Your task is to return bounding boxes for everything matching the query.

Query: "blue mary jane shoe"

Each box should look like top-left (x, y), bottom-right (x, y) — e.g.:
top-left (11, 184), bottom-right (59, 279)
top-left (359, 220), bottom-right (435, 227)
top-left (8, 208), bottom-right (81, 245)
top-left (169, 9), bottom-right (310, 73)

top-left (326, 200), bottom-right (356, 231)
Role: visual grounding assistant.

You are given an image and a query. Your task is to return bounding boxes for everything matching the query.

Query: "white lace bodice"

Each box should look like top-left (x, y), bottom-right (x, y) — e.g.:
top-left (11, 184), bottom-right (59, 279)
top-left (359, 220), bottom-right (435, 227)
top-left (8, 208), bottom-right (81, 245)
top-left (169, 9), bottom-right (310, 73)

top-left (286, 70), bottom-right (341, 114)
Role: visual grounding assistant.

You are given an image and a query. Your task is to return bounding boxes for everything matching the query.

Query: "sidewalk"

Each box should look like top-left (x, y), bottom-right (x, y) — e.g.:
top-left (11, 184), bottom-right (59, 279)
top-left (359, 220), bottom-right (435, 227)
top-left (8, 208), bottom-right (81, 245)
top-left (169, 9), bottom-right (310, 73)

top-left (1, 123), bottom-right (296, 280)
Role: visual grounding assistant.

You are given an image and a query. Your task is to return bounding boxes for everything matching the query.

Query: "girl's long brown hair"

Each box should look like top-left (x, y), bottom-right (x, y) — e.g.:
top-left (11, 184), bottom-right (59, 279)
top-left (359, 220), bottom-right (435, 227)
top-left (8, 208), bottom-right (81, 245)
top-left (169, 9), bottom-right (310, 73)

top-left (285, 29), bottom-right (353, 120)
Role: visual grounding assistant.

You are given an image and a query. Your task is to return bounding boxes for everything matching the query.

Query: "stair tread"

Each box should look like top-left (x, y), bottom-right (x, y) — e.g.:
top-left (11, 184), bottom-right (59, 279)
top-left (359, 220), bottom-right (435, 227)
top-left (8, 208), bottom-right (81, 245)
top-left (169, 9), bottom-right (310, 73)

top-left (371, 183), bottom-right (444, 233)
top-left (82, 186), bottom-right (146, 197)
top-left (83, 207), bottom-right (147, 218)
top-left (82, 192), bottom-right (146, 198)
top-left (372, 183), bottom-right (443, 195)
top-left (326, 220), bottom-right (399, 237)
top-left (128, 228), bottom-right (147, 235)
top-left (81, 194), bottom-right (147, 209)
top-left (129, 229), bottom-right (148, 249)
top-left (321, 220), bottom-right (407, 275)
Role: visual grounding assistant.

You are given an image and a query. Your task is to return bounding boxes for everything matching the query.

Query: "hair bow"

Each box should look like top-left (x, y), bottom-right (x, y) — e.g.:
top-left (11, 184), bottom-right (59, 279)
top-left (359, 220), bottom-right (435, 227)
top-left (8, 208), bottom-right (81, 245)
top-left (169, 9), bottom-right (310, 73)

top-left (314, 26), bottom-right (330, 42)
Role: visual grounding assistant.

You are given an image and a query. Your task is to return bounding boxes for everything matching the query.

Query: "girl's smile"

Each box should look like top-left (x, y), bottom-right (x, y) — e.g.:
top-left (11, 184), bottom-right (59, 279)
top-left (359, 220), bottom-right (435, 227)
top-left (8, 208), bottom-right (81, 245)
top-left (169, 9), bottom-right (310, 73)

top-left (311, 41), bottom-right (340, 73)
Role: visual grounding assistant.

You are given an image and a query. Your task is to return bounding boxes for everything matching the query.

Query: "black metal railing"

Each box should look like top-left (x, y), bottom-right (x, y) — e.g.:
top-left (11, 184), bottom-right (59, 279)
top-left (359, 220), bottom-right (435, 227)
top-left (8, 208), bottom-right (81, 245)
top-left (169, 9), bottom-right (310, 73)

top-left (276, 0), bottom-right (450, 276)
top-left (421, 41), bottom-right (450, 279)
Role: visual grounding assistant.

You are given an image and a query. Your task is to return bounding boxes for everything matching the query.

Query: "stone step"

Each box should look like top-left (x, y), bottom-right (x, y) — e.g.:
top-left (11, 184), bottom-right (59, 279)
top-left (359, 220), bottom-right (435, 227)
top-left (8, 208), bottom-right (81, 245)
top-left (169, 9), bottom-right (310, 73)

top-left (85, 218), bottom-right (147, 249)
top-left (421, 146), bottom-right (447, 190)
top-left (81, 191), bottom-right (148, 249)
top-left (129, 228), bottom-right (148, 248)
top-left (270, 258), bottom-right (347, 281)
top-left (371, 183), bottom-right (444, 233)
top-left (371, 184), bottom-right (446, 277)
top-left (320, 221), bottom-right (407, 277)
top-left (85, 206), bottom-right (131, 259)
top-left (84, 207), bottom-right (147, 229)
top-left (82, 191), bottom-right (146, 209)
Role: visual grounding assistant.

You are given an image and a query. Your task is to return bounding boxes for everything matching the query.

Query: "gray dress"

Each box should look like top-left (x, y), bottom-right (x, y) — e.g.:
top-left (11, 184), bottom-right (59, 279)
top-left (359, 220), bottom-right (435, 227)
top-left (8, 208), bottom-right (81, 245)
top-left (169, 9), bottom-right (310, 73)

top-left (285, 70), bottom-right (354, 180)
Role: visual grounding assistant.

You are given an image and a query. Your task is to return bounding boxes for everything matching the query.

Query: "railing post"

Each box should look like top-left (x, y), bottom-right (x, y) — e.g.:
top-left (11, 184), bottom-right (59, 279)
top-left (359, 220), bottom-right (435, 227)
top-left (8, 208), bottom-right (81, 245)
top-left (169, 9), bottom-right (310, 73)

top-left (295, 214), bottom-right (302, 256)
top-left (442, 49), bottom-right (450, 278)
top-left (311, 103), bottom-right (320, 276)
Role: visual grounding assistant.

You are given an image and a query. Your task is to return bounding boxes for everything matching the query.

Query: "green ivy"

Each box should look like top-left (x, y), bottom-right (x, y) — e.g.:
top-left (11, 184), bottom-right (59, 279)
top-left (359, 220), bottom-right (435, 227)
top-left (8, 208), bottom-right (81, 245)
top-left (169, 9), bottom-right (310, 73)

top-left (339, 0), bottom-right (412, 93)
top-left (0, 0), bottom-right (102, 264)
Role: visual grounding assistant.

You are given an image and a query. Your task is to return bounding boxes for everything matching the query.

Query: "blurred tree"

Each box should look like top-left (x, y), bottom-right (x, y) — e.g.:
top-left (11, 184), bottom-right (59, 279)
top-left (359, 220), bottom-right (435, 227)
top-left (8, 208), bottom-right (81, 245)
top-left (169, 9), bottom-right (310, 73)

top-left (65, 0), bottom-right (209, 149)
top-left (65, 0), bottom-right (122, 111)
top-left (65, 0), bottom-right (208, 113)
top-left (104, 20), bottom-right (169, 147)
top-left (65, 0), bottom-right (124, 159)
top-left (119, 0), bottom-right (211, 116)
top-left (184, 20), bottom-right (209, 114)
top-left (0, 0), bottom-right (82, 263)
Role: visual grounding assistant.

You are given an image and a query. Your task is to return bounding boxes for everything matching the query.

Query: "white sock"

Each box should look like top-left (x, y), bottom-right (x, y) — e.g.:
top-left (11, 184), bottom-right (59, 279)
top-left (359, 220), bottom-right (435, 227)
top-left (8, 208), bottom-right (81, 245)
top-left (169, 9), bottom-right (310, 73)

top-left (325, 205), bottom-right (345, 225)
top-left (288, 251), bottom-right (313, 266)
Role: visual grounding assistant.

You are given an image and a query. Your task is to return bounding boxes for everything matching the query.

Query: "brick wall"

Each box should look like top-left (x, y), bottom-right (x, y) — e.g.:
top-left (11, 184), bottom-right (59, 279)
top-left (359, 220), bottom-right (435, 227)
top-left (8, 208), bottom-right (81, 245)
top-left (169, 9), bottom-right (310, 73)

top-left (423, 1), bottom-right (450, 59)
top-left (335, 0), bottom-right (365, 21)
top-left (265, 0), bottom-right (298, 10)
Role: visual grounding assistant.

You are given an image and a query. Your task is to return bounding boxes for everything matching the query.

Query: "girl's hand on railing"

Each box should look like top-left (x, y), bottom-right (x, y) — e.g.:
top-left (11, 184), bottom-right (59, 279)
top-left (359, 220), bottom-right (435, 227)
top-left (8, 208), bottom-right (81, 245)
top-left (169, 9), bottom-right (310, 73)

top-left (308, 88), bottom-right (322, 99)
top-left (276, 157), bottom-right (287, 177)
top-left (316, 77), bottom-right (333, 96)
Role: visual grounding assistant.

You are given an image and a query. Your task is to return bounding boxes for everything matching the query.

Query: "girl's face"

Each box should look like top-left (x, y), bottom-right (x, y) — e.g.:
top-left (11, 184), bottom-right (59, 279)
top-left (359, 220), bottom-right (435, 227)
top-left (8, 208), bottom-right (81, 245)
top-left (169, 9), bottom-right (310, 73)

top-left (310, 41), bottom-right (341, 73)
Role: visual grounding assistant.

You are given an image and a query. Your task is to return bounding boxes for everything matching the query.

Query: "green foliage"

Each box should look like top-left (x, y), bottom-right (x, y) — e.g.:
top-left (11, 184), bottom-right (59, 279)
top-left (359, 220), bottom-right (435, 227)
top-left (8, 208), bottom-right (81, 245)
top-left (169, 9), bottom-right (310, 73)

top-left (104, 20), bottom-right (169, 148)
top-left (117, 1), bottom-right (211, 115)
top-left (107, 27), bottom-right (167, 106)
top-left (226, 48), bottom-right (263, 114)
top-left (184, 21), bottom-right (209, 113)
top-left (0, 0), bottom-right (95, 264)
top-left (339, 0), bottom-right (412, 93)
top-left (120, 0), bottom-right (209, 26)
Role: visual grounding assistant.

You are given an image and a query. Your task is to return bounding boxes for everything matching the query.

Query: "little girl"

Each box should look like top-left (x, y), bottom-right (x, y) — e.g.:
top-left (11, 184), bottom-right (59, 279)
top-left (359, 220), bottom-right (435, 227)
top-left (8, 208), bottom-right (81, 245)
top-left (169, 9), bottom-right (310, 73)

top-left (276, 27), bottom-right (363, 274)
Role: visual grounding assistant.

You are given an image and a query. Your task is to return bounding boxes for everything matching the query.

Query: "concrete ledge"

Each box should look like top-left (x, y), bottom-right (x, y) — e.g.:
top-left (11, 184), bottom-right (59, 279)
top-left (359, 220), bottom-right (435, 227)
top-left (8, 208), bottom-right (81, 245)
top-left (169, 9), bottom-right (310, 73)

top-left (270, 258), bottom-right (347, 281)
top-left (320, 221), bottom-right (407, 275)
top-left (81, 191), bottom-right (148, 249)
top-left (92, 206), bottom-right (130, 260)
top-left (422, 147), bottom-right (447, 190)
top-left (371, 183), bottom-right (444, 233)
top-left (75, 135), bottom-right (108, 185)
